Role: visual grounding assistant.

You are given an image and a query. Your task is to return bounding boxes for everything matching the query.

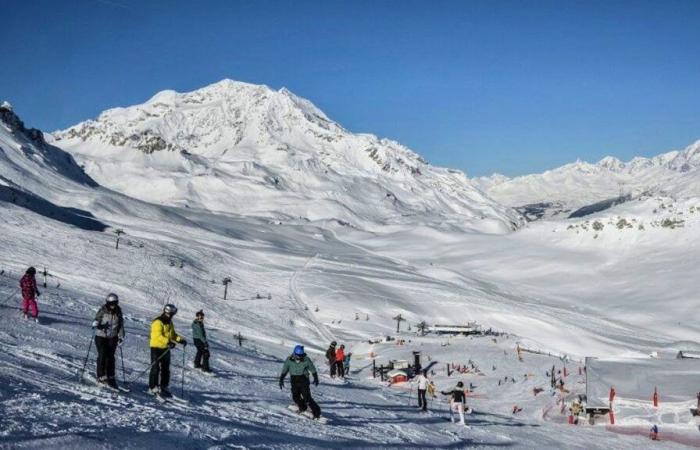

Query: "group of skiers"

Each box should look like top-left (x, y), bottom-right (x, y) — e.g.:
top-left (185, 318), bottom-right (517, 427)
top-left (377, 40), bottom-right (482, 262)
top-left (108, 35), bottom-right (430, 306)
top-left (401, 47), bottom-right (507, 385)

top-left (325, 340), bottom-right (352, 378)
top-left (87, 293), bottom-right (209, 398)
top-left (12, 267), bottom-right (470, 423)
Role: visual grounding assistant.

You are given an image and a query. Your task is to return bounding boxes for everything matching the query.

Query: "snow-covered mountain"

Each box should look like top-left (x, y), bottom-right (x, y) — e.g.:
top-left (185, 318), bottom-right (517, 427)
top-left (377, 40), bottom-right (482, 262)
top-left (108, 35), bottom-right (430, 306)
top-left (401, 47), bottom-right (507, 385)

top-left (53, 80), bottom-right (521, 233)
top-left (475, 140), bottom-right (700, 219)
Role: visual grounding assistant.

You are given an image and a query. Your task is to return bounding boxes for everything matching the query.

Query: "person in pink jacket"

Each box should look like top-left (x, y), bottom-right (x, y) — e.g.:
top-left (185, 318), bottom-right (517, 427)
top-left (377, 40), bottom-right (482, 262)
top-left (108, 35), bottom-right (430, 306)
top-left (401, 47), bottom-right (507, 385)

top-left (20, 267), bottom-right (40, 322)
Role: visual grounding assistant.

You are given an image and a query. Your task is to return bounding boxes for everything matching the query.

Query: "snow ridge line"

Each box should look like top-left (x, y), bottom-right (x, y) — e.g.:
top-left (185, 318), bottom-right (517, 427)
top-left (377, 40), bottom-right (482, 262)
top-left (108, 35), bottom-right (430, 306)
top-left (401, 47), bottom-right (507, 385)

top-left (288, 254), bottom-right (336, 345)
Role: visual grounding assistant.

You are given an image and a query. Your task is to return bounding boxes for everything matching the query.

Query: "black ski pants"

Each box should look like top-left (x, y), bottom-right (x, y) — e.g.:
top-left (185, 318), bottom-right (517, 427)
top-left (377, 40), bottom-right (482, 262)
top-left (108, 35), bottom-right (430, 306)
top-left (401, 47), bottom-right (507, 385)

top-left (95, 336), bottom-right (119, 379)
top-left (149, 347), bottom-right (171, 389)
top-left (417, 389), bottom-right (427, 410)
top-left (329, 358), bottom-right (337, 377)
top-left (291, 375), bottom-right (321, 418)
top-left (194, 338), bottom-right (210, 371)
top-left (334, 361), bottom-right (344, 378)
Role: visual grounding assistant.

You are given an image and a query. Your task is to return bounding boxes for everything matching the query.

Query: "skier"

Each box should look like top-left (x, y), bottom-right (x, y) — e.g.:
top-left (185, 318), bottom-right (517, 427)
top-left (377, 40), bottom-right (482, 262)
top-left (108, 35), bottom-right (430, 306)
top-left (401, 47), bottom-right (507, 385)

top-left (279, 345), bottom-right (322, 420)
top-left (414, 370), bottom-right (429, 411)
top-left (343, 351), bottom-right (352, 376)
top-left (442, 381), bottom-right (468, 425)
top-left (191, 310), bottom-right (211, 373)
top-left (149, 304), bottom-right (186, 398)
top-left (19, 267), bottom-right (40, 322)
top-left (92, 293), bottom-right (125, 388)
top-left (325, 341), bottom-right (337, 378)
top-left (335, 344), bottom-right (346, 379)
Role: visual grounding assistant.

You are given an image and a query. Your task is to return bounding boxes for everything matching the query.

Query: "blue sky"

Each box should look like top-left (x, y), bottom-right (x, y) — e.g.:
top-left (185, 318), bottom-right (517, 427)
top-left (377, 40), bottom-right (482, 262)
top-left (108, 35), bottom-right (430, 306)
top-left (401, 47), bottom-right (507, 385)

top-left (1, 0), bottom-right (699, 176)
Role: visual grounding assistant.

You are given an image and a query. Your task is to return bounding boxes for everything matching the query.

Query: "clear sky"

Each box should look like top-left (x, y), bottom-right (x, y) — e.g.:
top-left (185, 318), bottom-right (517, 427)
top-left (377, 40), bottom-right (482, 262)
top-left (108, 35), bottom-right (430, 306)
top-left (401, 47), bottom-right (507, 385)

top-left (1, 0), bottom-right (699, 176)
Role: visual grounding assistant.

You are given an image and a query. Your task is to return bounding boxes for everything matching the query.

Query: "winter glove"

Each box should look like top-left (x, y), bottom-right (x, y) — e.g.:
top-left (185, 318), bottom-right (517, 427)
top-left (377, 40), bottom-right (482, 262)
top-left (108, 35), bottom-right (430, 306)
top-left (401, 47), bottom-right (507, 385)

top-left (168, 342), bottom-right (176, 349)
top-left (180, 339), bottom-right (187, 347)
top-left (313, 374), bottom-right (319, 386)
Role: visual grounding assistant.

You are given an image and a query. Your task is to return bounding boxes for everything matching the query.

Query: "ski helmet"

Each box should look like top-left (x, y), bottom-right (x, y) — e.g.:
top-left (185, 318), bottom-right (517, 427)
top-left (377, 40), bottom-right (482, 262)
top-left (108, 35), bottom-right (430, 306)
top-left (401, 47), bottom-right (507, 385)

top-left (163, 304), bottom-right (178, 315)
top-left (106, 293), bottom-right (119, 305)
top-left (195, 310), bottom-right (204, 318)
top-left (26, 267), bottom-right (36, 275)
top-left (330, 341), bottom-right (337, 347)
top-left (293, 345), bottom-right (305, 356)
top-left (456, 381), bottom-right (464, 388)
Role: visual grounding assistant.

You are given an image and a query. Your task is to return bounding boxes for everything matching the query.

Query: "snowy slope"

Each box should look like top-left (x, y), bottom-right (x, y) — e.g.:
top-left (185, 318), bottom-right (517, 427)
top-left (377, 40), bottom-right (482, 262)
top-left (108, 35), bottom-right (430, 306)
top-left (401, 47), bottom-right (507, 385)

top-left (53, 80), bottom-right (521, 233)
top-left (3, 99), bottom-right (700, 447)
top-left (475, 140), bottom-right (700, 217)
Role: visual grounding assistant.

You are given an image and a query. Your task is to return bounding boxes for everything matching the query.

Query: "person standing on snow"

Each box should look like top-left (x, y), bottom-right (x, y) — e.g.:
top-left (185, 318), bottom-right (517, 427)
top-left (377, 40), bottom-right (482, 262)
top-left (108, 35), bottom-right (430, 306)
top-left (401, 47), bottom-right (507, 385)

top-left (92, 293), bottom-right (125, 388)
top-left (442, 381), bottom-right (468, 425)
top-left (325, 341), bottom-right (337, 378)
top-left (343, 351), bottom-right (352, 377)
top-left (279, 345), bottom-right (322, 420)
top-left (20, 267), bottom-right (40, 322)
top-left (414, 370), bottom-right (429, 411)
top-left (192, 310), bottom-right (211, 373)
top-left (149, 304), bottom-right (186, 398)
top-left (335, 344), bottom-right (346, 379)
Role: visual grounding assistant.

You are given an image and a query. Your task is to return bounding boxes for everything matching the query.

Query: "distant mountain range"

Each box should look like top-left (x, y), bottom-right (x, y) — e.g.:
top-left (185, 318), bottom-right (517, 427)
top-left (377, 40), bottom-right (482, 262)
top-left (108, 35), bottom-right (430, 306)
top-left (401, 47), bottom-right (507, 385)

top-left (475, 140), bottom-right (700, 220)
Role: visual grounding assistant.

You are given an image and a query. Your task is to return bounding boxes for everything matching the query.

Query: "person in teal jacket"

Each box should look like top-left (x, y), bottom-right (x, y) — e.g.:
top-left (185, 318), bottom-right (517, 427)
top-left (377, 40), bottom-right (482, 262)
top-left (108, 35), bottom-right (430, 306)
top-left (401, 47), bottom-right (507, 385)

top-left (279, 345), bottom-right (321, 419)
top-left (192, 310), bottom-right (211, 372)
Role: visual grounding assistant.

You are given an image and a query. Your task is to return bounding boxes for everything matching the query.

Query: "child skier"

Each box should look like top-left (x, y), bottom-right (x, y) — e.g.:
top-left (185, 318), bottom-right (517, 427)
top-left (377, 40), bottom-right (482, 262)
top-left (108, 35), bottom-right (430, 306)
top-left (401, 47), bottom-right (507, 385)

top-left (149, 304), bottom-right (186, 398)
top-left (192, 310), bottom-right (211, 373)
top-left (442, 381), bottom-right (468, 425)
top-left (19, 267), bottom-right (40, 322)
top-left (343, 352), bottom-right (352, 376)
top-left (92, 293), bottom-right (125, 388)
top-left (279, 345), bottom-right (322, 420)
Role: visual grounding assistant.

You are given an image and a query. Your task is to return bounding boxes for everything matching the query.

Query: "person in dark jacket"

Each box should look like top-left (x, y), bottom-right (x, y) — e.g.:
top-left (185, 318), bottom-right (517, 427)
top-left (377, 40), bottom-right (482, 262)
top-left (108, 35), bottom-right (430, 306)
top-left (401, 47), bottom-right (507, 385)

top-left (20, 267), bottom-right (40, 321)
top-left (191, 310), bottom-right (211, 372)
top-left (280, 345), bottom-right (321, 419)
top-left (442, 381), bottom-right (468, 425)
top-left (325, 341), bottom-right (337, 378)
top-left (92, 293), bottom-right (125, 388)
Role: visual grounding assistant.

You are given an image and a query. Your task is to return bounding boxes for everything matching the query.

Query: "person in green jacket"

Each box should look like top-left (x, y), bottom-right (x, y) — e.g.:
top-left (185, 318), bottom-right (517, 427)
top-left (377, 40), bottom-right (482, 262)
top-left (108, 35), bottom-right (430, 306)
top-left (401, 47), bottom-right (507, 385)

top-left (279, 345), bottom-right (321, 419)
top-left (192, 310), bottom-right (211, 372)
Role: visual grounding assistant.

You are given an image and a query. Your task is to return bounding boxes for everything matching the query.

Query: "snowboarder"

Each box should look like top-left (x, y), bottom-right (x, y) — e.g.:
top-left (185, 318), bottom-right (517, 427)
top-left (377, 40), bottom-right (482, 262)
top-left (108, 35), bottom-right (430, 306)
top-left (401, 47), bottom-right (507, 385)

top-left (279, 345), bottom-right (321, 420)
top-left (92, 293), bottom-right (125, 388)
top-left (192, 310), bottom-right (211, 373)
top-left (20, 266), bottom-right (40, 322)
top-left (335, 344), bottom-right (346, 379)
top-left (415, 370), bottom-right (429, 411)
top-left (325, 341), bottom-right (337, 378)
top-left (442, 381), bottom-right (468, 425)
top-left (149, 304), bottom-right (186, 398)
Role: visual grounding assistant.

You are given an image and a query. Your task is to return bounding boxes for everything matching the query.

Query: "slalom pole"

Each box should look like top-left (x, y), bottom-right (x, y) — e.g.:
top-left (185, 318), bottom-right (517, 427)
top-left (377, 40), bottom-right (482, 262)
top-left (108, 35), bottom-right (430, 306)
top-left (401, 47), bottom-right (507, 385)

top-left (127, 348), bottom-right (171, 384)
top-left (78, 331), bottom-right (95, 383)
top-left (181, 345), bottom-right (186, 398)
top-left (119, 345), bottom-right (127, 387)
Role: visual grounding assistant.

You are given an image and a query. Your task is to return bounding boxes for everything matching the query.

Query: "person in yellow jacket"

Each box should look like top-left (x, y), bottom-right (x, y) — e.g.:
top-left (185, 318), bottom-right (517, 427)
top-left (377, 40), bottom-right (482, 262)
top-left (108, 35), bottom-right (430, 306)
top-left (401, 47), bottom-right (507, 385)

top-left (148, 304), bottom-right (187, 398)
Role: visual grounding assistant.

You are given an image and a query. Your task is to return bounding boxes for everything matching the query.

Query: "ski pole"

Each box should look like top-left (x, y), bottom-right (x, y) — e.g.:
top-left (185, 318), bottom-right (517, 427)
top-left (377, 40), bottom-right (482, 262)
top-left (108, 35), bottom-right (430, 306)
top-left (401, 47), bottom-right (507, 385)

top-left (181, 345), bottom-right (186, 398)
top-left (127, 347), bottom-right (171, 384)
top-left (78, 331), bottom-right (95, 383)
top-left (119, 344), bottom-right (127, 387)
